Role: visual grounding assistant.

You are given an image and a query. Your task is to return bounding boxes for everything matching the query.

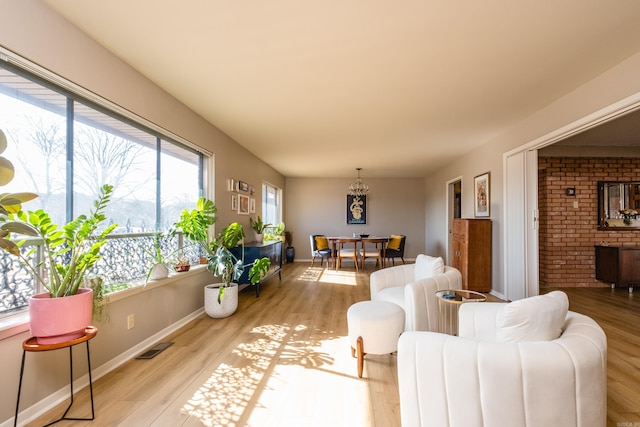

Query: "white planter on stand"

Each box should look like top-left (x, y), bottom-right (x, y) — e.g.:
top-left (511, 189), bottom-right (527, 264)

top-left (204, 283), bottom-right (239, 318)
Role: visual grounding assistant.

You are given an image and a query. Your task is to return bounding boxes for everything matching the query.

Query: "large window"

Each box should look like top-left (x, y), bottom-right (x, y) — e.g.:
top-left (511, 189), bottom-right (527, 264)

top-left (262, 182), bottom-right (282, 227)
top-left (0, 61), bottom-right (204, 316)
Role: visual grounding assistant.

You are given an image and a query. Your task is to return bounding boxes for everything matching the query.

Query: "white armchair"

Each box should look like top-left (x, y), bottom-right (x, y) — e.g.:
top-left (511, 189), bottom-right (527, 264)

top-left (398, 293), bottom-right (607, 427)
top-left (369, 256), bottom-right (462, 331)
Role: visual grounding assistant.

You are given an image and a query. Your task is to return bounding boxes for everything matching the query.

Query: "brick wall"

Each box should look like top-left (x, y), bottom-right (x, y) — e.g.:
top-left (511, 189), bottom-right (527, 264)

top-left (538, 157), bottom-right (640, 288)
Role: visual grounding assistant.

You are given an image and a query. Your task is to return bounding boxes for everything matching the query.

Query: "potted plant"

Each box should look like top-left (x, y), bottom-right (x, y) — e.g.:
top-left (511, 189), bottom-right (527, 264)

top-left (173, 197), bottom-right (271, 317)
top-left (173, 197), bottom-right (217, 263)
top-left (141, 232), bottom-right (176, 282)
top-left (0, 184), bottom-right (117, 343)
top-left (249, 215), bottom-right (271, 243)
top-left (205, 222), bottom-right (271, 318)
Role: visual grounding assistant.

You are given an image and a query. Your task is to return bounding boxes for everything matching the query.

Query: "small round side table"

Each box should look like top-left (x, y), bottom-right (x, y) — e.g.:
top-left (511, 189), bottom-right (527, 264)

top-left (435, 290), bottom-right (486, 335)
top-left (14, 326), bottom-right (97, 427)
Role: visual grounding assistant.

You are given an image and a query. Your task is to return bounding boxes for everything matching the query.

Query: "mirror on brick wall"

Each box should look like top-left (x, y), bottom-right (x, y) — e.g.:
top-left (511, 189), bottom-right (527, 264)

top-left (598, 181), bottom-right (640, 229)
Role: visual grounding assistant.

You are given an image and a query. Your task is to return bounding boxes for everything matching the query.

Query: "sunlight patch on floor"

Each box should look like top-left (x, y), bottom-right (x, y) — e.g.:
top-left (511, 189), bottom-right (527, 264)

top-left (297, 266), bottom-right (358, 286)
top-left (181, 322), bottom-right (372, 426)
top-left (319, 269), bottom-right (358, 286)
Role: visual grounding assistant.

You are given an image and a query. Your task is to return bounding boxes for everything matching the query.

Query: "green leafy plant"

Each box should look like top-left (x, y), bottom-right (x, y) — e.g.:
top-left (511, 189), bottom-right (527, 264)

top-left (173, 197), bottom-right (217, 254)
top-left (174, 198), bottom-right (271, 302)
top-left (140, 232), bottom-right (186, 282)
top-left (0, 129), bottom-right (38, 215)
top-left (250, 215), bottom-right (272, 234)
top-left (207, 222), bottom-right (270, 302)
top-left (0, 184), bottom-right (118, 297)
top-left (264, 222), bottom-right (285, 242)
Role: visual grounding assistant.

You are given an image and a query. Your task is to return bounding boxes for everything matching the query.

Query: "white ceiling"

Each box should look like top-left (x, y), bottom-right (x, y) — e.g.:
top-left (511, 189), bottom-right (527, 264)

top-left (41, 0), bottom-right (640, 178)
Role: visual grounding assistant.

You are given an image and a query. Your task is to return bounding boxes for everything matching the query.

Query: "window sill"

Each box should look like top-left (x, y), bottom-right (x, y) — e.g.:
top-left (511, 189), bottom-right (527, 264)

top-left (0, 264), bottom-right (208, 341)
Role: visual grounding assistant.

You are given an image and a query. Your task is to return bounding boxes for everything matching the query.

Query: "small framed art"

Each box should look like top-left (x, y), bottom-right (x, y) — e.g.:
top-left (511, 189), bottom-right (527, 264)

top-left (249, 198), bottom-right (256, 213)
top-left (474, 172), bottom-right (490, 217)
top-left (238, 194), bottom-right (250, 215)
top-left (231, 194), bottom-right (238, 211)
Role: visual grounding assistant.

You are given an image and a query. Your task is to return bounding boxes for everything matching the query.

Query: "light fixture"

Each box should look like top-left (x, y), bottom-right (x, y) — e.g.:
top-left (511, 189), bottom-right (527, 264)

top-left (348, 168), bottom-right (369, 197)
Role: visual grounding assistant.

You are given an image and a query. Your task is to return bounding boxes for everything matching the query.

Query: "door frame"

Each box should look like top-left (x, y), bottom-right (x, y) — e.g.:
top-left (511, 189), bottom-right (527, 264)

top-left (446, 176), bottom-right (463, 265)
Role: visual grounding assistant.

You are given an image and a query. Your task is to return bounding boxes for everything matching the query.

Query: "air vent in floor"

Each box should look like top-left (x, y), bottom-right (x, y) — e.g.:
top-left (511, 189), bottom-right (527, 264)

top-left (136, 342), bottom-right (174, 359)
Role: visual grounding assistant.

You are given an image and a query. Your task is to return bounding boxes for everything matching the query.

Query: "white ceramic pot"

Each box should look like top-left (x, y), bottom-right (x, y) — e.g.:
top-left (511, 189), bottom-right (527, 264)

top-left (254, 232), bottom-right (263, 243)
top-left (149, 263), bottom-right (169, 280)
top-left (204, 283), bottom-right (239, 318)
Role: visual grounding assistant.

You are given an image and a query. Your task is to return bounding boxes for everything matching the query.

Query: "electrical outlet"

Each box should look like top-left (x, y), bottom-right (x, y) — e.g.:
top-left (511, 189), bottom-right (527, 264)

top-left (573, 201), bottom-right (579, 209)
top-left (127, 314), bottom-right (135, 330)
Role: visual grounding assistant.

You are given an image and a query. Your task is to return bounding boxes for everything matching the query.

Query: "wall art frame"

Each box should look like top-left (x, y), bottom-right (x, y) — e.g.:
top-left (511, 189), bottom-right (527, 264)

top-left (474, 172), bottom-right (490, 217)
top-left (238, 194), bottom-right (250, 215)
top-left (347, 195), bottom-right (367, 224)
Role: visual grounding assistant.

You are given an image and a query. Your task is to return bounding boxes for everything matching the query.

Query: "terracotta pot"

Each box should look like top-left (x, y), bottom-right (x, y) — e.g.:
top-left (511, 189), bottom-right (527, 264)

top-left (204, 283), bottom-right (238, 318)
top-left (29, 288), bottom-right (93, 344)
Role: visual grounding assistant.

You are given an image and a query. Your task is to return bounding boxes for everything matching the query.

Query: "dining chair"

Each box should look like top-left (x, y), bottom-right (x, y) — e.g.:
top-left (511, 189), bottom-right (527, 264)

top-left (310, 235), bottom-right (333, 267)
top-left (360, 238), bottom-right (385, 269)
top-left (384, 234), bottom-right (406, 266)
top-left (336, 238), bottom-right (359, 271)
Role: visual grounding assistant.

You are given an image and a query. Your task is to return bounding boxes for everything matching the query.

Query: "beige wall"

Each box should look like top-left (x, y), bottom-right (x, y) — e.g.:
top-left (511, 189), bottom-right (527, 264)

top-left (285, 177), bottom-right (425, 260)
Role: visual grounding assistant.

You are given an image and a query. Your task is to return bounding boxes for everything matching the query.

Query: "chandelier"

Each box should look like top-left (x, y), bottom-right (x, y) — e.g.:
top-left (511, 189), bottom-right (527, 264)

top-left (348, 168), bottom-right (369, 197)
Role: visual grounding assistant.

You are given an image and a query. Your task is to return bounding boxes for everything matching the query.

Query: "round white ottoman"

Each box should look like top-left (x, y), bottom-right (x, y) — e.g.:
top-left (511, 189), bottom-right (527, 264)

top-left (347, 300), bottom-right (405, 378)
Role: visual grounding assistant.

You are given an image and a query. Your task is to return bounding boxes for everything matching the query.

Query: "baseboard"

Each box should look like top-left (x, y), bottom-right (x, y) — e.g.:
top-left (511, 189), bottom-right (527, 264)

top-left (6, 308), bottom-right (204, 427)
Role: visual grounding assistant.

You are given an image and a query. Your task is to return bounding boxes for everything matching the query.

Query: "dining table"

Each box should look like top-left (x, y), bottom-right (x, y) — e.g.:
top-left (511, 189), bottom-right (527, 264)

top-left (325, 236), bottom-right (390, 270)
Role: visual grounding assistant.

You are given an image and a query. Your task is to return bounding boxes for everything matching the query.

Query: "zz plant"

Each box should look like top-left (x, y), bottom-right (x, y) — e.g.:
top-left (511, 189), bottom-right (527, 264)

top-left (0, 184), bottom-right (118, 297)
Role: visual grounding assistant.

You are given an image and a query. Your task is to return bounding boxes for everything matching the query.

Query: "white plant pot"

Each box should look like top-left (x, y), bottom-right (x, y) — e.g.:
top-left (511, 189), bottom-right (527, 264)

top-left (149, 263), bottom-right (169, 280)
top-left (204, 283), bottom-right (238, 318)
top-left (254, 232), bottom-right (263, 243)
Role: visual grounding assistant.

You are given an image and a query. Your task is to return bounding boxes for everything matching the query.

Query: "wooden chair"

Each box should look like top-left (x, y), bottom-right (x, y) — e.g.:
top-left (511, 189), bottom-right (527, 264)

top-left (360, 238), bottom-right (386, 269)
top-left (336, 238), bottom-right (359, 271)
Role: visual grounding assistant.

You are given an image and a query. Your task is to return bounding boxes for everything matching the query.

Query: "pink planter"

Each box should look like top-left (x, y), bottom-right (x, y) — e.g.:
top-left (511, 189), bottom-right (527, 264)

top-left (29, 288), bottom-right (93, 344)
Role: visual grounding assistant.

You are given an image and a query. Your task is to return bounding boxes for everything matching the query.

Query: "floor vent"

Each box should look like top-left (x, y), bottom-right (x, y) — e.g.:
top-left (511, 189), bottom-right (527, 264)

top-left (136, 342), bottom-right (174, 360)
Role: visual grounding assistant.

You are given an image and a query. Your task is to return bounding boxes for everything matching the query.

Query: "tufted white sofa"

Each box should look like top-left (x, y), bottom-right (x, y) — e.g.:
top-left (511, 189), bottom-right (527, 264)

top-left (398, 295), bottom-right (607, 427)
top-left (370, 256), bottom-right (462, 331)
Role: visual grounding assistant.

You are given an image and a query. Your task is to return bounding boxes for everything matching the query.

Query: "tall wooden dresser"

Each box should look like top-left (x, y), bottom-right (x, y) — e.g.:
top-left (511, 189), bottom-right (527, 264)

top-left (452, 218), bottom-right (492, 292)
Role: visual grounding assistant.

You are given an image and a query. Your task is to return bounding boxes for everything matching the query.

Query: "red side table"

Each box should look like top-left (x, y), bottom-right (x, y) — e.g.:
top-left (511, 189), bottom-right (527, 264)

top-left (14, 326), bottom-right (97, 427)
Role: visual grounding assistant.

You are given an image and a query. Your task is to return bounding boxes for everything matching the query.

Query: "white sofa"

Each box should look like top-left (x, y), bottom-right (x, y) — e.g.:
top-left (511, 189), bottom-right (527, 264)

top-left (398, 293), bottom-right (607, 427)
top-left (369, 256), bottom-right (462, 331)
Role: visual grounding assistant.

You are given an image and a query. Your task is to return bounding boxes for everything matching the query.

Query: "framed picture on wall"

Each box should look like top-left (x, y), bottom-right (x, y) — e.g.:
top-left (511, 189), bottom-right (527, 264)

top-left (231, 194), bottom-right (238, 211)
top-left (249, 197), bottom-right (256, 213)
top-left (347, 195), bottom-right (367, 224)
top-left (474, 172), bottom-right (490, 217)
top-left (238, 194), bottom-right (250, 215)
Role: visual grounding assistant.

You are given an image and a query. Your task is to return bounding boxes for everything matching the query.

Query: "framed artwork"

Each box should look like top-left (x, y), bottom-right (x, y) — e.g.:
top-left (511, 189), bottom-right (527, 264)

top-left (227, 179), bottom-right (236, 192)
top-left (249, 197), bottom-right (256, 213)
top-left (231, 194), bottom-right (238, 211)
top-left (474, 172), bottom-right (490, 217)
top-left (238, 181), bottom-right (249, 192)
top-left (238, 194), bottom-right (250, 215)
top-left (347, 195), bottom-right (367, 224)
top-left (249, 185), bottom-right (255, 195)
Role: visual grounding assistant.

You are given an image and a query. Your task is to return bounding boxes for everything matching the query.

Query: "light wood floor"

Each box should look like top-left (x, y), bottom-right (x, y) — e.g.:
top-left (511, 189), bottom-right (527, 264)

top-left (25, 264), bottom-right (640, 427)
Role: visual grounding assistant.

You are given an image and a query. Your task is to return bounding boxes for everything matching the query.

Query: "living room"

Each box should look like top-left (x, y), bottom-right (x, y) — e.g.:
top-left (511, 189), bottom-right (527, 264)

top-left (2, 1), bottom-right (640, 426)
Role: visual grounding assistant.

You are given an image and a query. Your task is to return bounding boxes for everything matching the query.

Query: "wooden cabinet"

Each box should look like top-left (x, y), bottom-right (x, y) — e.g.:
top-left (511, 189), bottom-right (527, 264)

top-left (230, 240), bottom-right (282, 297)
top-left (595, 245), bottom-right (640, 292)
top-left (452, 219), bottom-right (492, 292)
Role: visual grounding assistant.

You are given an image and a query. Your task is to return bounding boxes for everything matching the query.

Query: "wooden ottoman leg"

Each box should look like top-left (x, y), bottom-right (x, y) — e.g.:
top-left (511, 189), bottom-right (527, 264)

top-left (356, 336), bottom-right (365, 378)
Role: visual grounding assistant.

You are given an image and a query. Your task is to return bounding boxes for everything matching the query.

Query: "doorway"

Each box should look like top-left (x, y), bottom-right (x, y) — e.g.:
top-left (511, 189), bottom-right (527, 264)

top-left (447, 177), bottom-right (462, 265)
